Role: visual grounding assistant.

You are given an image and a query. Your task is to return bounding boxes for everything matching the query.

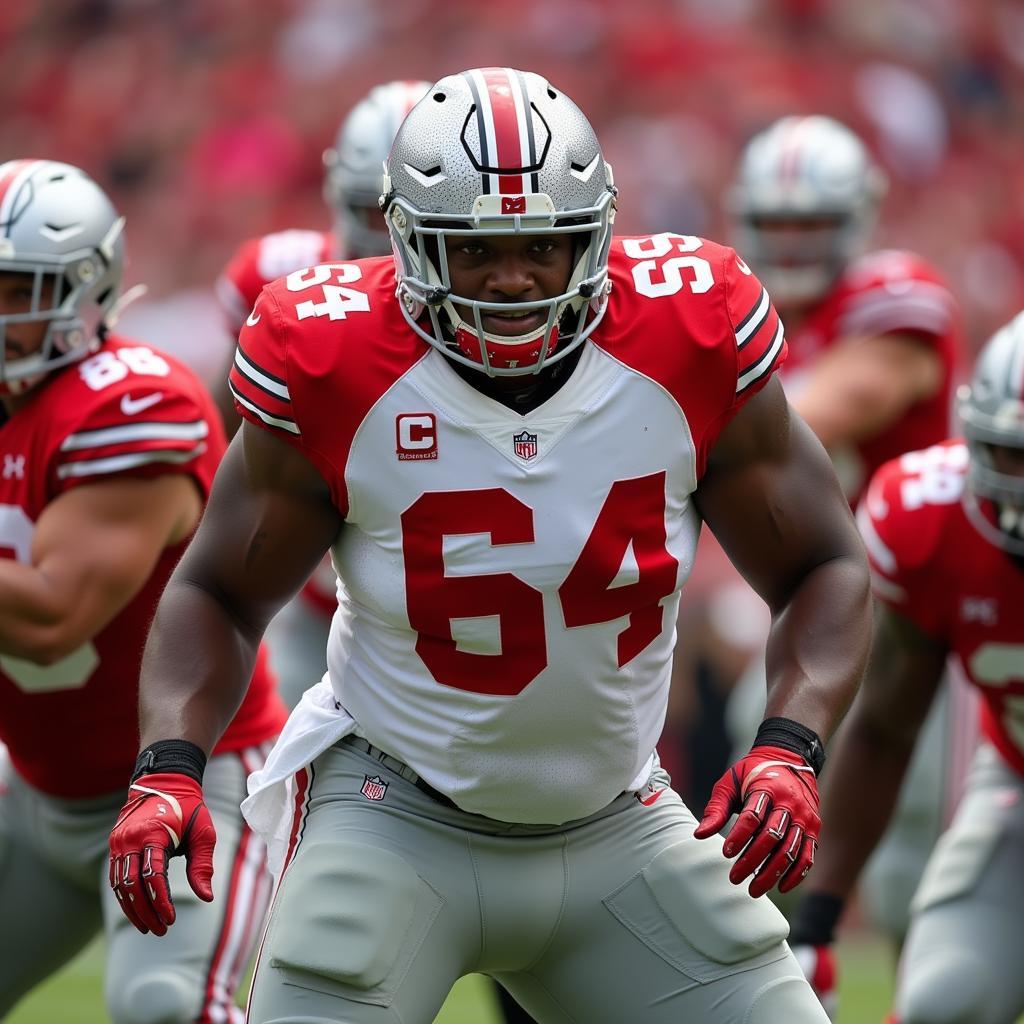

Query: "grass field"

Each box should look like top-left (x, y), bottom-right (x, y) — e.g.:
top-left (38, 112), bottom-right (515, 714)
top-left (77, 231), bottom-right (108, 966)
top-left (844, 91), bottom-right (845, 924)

top-left (8, 933), bottom-right (895, 1023)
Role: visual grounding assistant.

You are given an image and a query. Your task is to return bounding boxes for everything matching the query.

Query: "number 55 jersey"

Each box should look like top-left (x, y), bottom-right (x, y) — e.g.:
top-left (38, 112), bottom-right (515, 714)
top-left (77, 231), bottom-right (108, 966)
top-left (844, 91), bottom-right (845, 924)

top-left (0, 336), bottom-right (286, 798)
top-left (858, 440), bottom-right (1024, 777)
top-left (231, 237), bottom-right (787, 824)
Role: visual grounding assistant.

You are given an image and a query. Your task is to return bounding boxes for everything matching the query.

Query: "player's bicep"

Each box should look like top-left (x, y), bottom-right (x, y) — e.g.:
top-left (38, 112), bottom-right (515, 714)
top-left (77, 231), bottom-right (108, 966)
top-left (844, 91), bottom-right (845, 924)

top-left (696, 377), bottom-right (862, 610)
top-left (176, 421), bottom-right (342, 628)
top-left (29, 473), bottom-right (202, 639)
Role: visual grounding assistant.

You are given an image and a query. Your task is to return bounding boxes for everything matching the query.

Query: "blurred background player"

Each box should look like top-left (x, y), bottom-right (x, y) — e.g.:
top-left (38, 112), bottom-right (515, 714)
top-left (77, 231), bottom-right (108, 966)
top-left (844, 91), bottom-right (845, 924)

top-left (689, 114), bottom-right (970, 946)
top-left (0, 160), bottom-right (286, 1023)
top-left (215, 79), bottom-right (431, 711)
top-left (790, 312), bottom-right (1024, 1023)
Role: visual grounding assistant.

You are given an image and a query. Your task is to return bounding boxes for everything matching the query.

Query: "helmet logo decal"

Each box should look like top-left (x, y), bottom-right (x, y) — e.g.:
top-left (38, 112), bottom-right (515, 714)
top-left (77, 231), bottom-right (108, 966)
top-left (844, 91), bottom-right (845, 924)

top-left (462, 68), bottom-right (545, 195)
top-left (0, 159), bottom-right (42, 237)
top-left (501, 196), bottom-right (526, 215)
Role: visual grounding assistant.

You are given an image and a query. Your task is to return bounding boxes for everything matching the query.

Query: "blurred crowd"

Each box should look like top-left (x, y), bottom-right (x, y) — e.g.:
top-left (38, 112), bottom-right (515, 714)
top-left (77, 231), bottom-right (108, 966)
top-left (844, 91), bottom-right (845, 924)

top-left (4, 0), bottom-right (1024, 358)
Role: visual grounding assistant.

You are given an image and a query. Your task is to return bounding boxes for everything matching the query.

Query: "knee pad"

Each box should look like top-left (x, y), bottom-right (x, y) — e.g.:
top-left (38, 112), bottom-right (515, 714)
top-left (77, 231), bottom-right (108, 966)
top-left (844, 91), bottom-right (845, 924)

top-left (897, 952), bottom-right (996, 1024)
top-left (748, 974), bottom-right (831, 1024)
top-left (107, 970), bottom-right (196, 1024)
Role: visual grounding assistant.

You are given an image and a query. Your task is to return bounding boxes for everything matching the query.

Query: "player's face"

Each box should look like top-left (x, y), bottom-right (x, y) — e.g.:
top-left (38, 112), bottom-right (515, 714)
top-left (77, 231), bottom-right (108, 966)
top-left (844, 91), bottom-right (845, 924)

top-left (748, 215), bottom-right (844, 268)
top-left (445, 232), bottom-right (575, 338)
top-left (988, 443), bottom-right (1024, 480)
top-left (0, 271), bottom-right (52, 359)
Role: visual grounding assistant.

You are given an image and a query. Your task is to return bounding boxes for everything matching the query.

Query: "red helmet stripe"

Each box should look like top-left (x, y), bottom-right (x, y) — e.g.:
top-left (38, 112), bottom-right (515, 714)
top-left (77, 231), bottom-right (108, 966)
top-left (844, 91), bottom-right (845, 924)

top-left (0, 159), bottom-right (43, 232)
top-left (778, 118), bottom-right (809, 186)
top-left (479, 68), bottom-right (526, 194)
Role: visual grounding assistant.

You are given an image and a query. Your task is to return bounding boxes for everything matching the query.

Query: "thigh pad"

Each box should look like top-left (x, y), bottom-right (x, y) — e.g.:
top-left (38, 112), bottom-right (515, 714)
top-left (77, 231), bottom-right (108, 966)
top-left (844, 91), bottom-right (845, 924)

top-left (603, 838), bottom-right (789, 984)
top-left (267, 842), bottom-right (444, 1006)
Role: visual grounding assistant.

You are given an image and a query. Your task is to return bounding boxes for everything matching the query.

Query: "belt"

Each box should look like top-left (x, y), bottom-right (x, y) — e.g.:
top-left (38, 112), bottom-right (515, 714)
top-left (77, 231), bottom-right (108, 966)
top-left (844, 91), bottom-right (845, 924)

top-left (344, 735), bottom-right (459, 810)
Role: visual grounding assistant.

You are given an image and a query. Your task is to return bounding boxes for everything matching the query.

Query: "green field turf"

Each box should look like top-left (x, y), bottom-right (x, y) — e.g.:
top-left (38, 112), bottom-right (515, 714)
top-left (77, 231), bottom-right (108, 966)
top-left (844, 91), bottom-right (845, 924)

top-left (8, 933), bottom-right (896, 1023)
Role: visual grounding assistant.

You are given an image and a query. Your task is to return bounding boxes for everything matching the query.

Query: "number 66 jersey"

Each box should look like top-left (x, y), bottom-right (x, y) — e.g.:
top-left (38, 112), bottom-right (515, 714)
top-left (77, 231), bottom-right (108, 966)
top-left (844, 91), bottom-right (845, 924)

top-left (858, 440), bottom-right (1024, 777)
top-left (0, 336), bottom-right (285, 798)
top-left (231, 237), bottom-right (787, 824)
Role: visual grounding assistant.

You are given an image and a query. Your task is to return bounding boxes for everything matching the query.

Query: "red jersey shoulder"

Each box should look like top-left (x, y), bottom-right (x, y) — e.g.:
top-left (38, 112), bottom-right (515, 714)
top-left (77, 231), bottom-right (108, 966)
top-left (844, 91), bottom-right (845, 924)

top-left (858, 440), bottom-right (967, 584)
top-left (605, 235), bottom-right (786, 395)
top-left (217, 229), bottom-right (335, 335)
top-left (599, 235), bottom-right (786, 478)
top-left (229, 256), bottom-right (427, 512)
top-left (38, 335), bottom-right (225, 498)
top-left (830, 248), bottom-right (959, 341)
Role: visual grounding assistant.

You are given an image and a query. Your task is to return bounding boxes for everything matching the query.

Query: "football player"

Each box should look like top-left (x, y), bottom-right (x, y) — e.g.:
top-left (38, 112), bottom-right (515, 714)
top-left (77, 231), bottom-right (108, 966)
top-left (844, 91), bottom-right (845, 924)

top-left (216, 80), bottom-right (430, 712)
top-left (790, 312), bottom-right (1024, 1022)
top-left (109, 69), bottom-right (871, 1023)
top-left (722, 113), bottom-right (970, 941)
top-left (0, 160), bottom-right (287, 1023)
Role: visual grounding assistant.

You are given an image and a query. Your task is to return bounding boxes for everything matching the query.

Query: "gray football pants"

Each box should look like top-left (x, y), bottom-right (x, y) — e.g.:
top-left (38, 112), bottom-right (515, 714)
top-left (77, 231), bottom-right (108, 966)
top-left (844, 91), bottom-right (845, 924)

top-left (0, 744), bottom-right (273, 1024)
top-left (245, 738), bottom-right (830, 1024)
top-left (893, 743), bottom-right (1024, 1024)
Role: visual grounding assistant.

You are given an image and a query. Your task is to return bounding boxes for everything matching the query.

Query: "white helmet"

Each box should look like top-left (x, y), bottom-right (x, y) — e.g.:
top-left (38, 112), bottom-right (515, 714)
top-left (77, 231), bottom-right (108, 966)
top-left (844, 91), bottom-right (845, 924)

top-left (323, 80), bottom-right (432, 258)
top-left (729, 116), bottom-right (887, 305)
top-left (382, 67), bottom-right (617, 377)
top-left (0, 159), bottom-right (124, 394)
top-left (958, 310), bottom-right (1024, 554)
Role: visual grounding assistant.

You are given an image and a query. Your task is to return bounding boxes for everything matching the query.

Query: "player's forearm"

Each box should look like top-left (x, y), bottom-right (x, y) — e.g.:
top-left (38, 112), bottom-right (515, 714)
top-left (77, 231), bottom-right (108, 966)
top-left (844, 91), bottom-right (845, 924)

top-left (0, 560), bottom-right (79, 661)
top-left (804, 709), bottom-right (917, 900)
top-left (763, 552), bottom-right (872, 743)
top-left (138, 574), bottom-right (262, 755)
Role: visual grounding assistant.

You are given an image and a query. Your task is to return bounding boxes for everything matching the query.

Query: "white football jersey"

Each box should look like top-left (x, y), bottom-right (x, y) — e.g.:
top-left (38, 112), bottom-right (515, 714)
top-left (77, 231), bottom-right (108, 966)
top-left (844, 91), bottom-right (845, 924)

top-left (231, 237), bottom-right (786, 823)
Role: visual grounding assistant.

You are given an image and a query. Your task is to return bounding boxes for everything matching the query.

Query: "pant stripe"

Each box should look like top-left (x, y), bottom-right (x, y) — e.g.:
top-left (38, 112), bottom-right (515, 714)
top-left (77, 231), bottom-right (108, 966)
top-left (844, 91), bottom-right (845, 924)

top-left (244, 762), bottom-right (313, 1024)
top-left (199, 745), bottom-right (271, 1024)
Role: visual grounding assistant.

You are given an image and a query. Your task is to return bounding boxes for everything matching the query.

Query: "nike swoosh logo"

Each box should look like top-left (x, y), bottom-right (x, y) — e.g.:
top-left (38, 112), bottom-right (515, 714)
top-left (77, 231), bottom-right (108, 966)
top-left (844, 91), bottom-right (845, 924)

top-left (637, 788), bottom-right (665, 807)
top-left (120, 392), bottom-right (163, 415)
top-left (246, 310), bottom-right (261, 327)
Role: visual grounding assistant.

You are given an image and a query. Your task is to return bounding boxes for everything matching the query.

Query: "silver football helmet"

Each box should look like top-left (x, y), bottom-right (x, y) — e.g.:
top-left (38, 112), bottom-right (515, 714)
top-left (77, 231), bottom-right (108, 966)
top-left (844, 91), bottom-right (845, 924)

top-left (958, 310), bottom-right (1024, 554)
top-left (382, 67), bottom-right (617, 377)
top-left (323, 80), bottom-right (431, 259)
top-left (729, 116), bottom-right (887, 306)
top-left (0, 159), bottom-right (124, 394)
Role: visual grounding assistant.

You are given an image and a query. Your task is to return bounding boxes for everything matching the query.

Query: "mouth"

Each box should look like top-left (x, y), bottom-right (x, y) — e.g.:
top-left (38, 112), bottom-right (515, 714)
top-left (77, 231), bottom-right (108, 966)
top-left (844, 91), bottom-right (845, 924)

top-left (480, 308), bottom-right (547, 337)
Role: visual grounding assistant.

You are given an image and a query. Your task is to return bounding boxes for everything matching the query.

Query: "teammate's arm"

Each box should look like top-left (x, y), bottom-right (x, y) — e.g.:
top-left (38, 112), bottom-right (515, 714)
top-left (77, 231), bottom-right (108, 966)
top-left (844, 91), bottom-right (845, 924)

top-left (787, 600), bottom-right (947, 1011)
top-left (0, 474), bottom-right (201, 661)
top-left (792, 332), bottom-right (943, 449)
top-left (793, 600), bottom-right (947, 908)
top-left (692, 377), bottom-right (872, 896)
top-left (137, 420), bottom-right (342, 753)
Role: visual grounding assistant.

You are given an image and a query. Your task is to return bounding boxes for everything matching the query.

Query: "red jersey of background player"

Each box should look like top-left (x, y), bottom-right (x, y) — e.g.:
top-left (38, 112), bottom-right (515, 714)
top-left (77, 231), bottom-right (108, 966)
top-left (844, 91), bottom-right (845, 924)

top-left (859, 439), bottom-right (1024, 777)
top-left (217, 229), bottom-right (335, 339)
top-left (216, 228), bottom-right (339, 615)
top-left (784, 249), bottom-right (963, 504)
top-left (0, 335), bottom-right (286, 798)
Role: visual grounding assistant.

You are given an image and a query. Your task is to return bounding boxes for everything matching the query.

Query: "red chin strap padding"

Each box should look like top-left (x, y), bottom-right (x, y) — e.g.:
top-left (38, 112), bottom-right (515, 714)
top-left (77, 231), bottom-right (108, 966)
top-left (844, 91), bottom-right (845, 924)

top-left (453, 322), bottom-right (559, 373)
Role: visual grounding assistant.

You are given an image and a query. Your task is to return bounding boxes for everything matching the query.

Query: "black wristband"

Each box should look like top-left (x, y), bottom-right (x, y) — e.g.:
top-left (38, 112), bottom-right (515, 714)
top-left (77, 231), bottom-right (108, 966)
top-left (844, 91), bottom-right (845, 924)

top-left (789, 890), bottom-right (845, 946)
top-left (131, 740), bottom-right (207, 785)
top-left (753, 716), bottom-right (826, 775)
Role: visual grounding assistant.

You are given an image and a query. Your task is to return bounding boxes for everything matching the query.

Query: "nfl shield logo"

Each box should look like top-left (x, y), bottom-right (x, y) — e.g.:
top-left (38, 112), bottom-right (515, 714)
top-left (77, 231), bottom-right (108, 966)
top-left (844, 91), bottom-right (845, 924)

top-left (361, 775), bottom-right (389, 801)
top-left (513, 430), bottom-right (538, 461)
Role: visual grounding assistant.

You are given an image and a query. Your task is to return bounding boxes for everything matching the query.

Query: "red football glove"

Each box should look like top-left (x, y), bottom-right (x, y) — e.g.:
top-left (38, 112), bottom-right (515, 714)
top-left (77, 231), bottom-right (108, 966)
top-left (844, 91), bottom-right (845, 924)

top-left (108, 772), bottom-right (216, 935)
top-left (791, 943), bottom-right (838, 1019)
top-left (693, 745), bottom-right (819, 897)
